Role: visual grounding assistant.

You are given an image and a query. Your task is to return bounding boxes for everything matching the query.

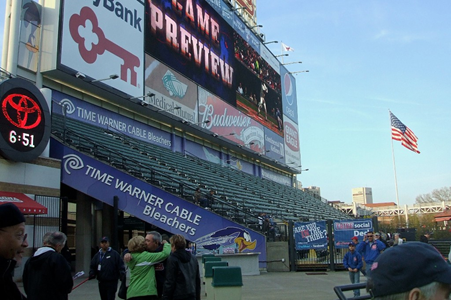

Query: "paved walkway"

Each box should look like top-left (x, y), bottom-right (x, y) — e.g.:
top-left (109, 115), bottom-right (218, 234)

top-left (18, 270), bottom-right (370, 300)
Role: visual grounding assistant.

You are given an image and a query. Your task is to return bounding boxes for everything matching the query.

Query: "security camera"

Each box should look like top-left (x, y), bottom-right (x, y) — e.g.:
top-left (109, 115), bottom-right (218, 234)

top-left (75, 72), bottom-right (86, 79)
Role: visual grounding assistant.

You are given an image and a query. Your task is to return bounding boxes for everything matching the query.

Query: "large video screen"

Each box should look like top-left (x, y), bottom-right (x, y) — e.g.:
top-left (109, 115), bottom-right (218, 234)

top-left (145, 0), bottom-right (283, 135)
top-left (145, 0), bottom-right (236, 105)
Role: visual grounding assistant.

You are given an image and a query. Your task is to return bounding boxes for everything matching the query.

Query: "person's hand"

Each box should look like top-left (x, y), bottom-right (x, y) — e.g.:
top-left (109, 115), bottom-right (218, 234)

top-left (88, 274), bottom-right (96, 280)
top-left (124, 253), bottom-right (132, 263)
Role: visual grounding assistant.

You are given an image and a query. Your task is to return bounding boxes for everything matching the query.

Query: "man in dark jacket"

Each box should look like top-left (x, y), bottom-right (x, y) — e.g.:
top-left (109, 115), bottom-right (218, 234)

top-left (23, 231), bottom-right (73, 300)
top-left (162, 234), bottom-right (200, 300)
top-left (89, 236), bottom-right (125, 300)
top-left (0, 203), bottom-right (28, 300)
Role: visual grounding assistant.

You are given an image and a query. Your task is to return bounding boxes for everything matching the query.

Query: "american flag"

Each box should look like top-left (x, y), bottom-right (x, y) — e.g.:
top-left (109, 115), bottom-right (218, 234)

top-left (390, 111), bottom-right (420, 153)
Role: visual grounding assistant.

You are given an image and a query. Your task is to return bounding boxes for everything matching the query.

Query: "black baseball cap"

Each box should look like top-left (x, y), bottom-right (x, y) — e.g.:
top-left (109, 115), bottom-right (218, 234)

top-left (370, 242), bottom-right (451, 297)
top-left (100, 236), bottom-right (109, 243)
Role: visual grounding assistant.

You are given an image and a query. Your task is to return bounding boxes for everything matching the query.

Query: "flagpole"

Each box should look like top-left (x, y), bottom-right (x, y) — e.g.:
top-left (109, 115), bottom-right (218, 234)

top-left (280, 41), bottom-right (285, 64)
top-left (389, 110), bottom-right (401, 226)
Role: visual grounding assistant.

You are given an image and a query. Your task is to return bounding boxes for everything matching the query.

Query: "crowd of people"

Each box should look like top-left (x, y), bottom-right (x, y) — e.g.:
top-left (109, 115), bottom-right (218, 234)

top-left (3, 201), bottom-right (451, 300)
top-left (0, 203), bottom-right (201, 300)
top-left (233, 32), bottom-right (281, 94)
top-left (342, 230), bottom-right (445, 298)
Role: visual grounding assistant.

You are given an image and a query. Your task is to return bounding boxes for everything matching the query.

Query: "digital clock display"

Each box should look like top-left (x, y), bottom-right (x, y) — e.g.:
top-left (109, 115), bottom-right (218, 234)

top-left (0, 78), bottom-right (50, 162)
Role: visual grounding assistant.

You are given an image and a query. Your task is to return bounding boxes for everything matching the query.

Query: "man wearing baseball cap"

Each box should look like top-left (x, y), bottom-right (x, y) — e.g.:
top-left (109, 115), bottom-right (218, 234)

top-left (0, 203), bottom-right (29, 300)
top-left (368, 242), bottom-right (451, 299)
top-left (89, 236), bottom-right (125, 300)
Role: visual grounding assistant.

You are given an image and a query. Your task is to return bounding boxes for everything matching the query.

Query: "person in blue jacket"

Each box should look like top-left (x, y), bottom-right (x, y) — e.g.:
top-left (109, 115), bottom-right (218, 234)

top-left (343, 242), bottom-right (363, 297)
top-left (356, 231), bottom-right (386, 279)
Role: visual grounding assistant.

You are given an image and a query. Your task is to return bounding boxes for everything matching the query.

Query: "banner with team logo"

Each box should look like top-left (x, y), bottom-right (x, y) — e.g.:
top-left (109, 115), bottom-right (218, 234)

top-left (294, 221), bottom-right (328, 250)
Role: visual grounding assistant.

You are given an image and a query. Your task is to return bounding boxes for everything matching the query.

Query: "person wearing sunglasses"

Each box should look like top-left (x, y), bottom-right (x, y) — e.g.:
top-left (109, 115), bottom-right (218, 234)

top-left (356, 231), bottom-right (386, 279)
top-left (0, 203), bottom-right (28, 300)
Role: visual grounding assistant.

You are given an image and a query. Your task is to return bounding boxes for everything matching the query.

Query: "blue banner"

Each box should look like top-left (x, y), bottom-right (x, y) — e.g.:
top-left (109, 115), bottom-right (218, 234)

top-left (50, 140), bottom-right (266, 263)
top-left (333, 219), bottom-right (373, 249)
top-left (52, 90), bottom-right (173, 149)
top-left (294, 221), bottom-right (328, 250)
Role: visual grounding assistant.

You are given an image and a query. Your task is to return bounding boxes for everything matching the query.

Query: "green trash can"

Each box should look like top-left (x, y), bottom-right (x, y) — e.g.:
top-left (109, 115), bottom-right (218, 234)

top-left (212, 266), bottom-right (243, 300)
top-left (204, 261), bottom-right (228, 297)
top-left (202, 256), bottom-right (221, 283)
top-left (202, 254), bottom-right (216, 264)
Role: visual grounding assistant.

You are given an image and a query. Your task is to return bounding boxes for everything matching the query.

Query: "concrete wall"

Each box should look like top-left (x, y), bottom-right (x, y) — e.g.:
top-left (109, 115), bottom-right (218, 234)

top-left (266, 242), bottom-right (290, 272)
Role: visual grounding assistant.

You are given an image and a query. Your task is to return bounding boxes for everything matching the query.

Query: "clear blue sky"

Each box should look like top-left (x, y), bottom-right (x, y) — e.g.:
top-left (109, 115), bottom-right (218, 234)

top-left (1, 1), bottom-right (449, 206)
top-left (257, 1), bottom-right (451, 205)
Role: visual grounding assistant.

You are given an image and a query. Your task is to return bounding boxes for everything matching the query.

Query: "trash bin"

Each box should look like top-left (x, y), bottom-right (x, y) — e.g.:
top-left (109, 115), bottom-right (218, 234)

top-left (211, 266), bottom-right (243, 300)
top-left (204, 261), bottom-right (228, 297)
top-left (202, 256), bottom-right (221, 283)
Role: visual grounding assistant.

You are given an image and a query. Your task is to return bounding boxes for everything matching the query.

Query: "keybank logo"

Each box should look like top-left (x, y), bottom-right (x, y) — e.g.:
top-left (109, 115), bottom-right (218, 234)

top-left (162, 70), bottom-right (188, 99)
top-left (92, 0), bottom-right (142, 32)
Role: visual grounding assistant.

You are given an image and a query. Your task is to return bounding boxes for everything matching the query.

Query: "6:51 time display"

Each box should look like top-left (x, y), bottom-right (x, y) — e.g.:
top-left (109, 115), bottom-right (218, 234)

top-left (0, 78), bottom-right (51, 162)
top-left (9, 131), bottom-right (36, 148)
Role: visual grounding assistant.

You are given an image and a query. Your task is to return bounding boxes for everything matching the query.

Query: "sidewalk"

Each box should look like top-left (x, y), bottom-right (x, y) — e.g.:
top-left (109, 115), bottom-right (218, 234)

top-left (18, 270), bottom-right (370, 300)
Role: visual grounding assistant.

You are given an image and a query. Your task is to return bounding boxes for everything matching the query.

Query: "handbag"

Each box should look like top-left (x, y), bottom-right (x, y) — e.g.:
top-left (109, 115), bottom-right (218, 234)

top-left (118, 278), bottom-right (128, 299)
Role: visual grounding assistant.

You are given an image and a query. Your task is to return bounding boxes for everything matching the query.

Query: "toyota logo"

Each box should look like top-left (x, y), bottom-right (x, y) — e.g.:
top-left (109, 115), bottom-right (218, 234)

top-left (2, 93), bottom-right (42, 130)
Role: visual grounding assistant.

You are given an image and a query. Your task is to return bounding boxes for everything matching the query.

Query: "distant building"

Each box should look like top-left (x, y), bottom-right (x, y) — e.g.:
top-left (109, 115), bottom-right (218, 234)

top-left (302, 186), bottom-right (321, 199)
top-left (352, 187), bottom-right (373, 204)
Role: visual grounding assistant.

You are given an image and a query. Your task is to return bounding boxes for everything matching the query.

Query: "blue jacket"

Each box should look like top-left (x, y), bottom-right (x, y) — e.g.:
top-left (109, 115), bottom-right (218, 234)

top-left (343, 250), bottom-right (363, 270)
top-left (356, 240), bottom-right (386, 264)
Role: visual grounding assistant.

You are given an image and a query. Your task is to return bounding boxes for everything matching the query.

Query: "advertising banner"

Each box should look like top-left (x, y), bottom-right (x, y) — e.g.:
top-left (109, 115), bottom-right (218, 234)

top-left (144, 55), bottom-right (197, 123)
top-left (145, 0), bottom-right (235, 104)
top-left (52, 90), bottom-right (172, 149)
top-left (50, 141), bottom-right (266, 261)
top-left (264, 128), bottom-right (285, 164)
top-left (294, 221), bottom-right (328, 250)
top-left (334, 219), bottom-right (373, 249)
top-left (222, 156), bottom-right (254, 175)
top-left (198, 87), bottom-right (264, 153)
top-left (18, 0), bottom-right (42, 72)
top-left (283, 115), bottom-right (301, 170)
top-left (261, 168), bottom-right (291, 186)
top-left (184, 140), bottom-right (222, 165)
top-left (281, 66), bottom-right (298, 124)
top-left (232, 14), bottom-right (260, 53)
top-left (60, 0), bottom-right (144, 97)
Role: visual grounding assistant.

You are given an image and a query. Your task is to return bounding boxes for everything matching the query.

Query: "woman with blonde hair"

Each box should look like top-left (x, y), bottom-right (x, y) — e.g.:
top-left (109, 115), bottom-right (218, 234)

top-left (126, 235), bottom-right (171, 300)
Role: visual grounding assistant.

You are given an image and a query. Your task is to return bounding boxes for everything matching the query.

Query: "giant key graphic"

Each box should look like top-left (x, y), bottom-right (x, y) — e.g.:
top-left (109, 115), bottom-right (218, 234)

top-left (69, 7), bottom-right (140, 87)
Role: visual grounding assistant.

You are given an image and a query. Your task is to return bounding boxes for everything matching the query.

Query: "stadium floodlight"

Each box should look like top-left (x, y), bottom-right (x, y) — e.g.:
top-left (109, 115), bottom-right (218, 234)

top-left (129, 92), bottom-right (155, 101)
top-left (231, 7), bottom-right (247, 12)
top-left (183, 120), bottom-right (210, 126)
top-left (213, 132), bottom-right (235, 138)
top-left (289, 70), bottom-right (309, 75)
top-left (91, 74), bottom-right (119, 83)
top-left (263, 41), bottom-right (278, 45)
top-left (275, 54), bottom-right (289, 58)
top-left (157, 106), bottom-right (181, 112)
top-left (282, 61), bottom-right (302, 65)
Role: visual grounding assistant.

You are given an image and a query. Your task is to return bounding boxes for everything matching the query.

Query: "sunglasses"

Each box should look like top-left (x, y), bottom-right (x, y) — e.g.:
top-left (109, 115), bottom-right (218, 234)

top-left (367, 235), bottom-right (373, 237)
